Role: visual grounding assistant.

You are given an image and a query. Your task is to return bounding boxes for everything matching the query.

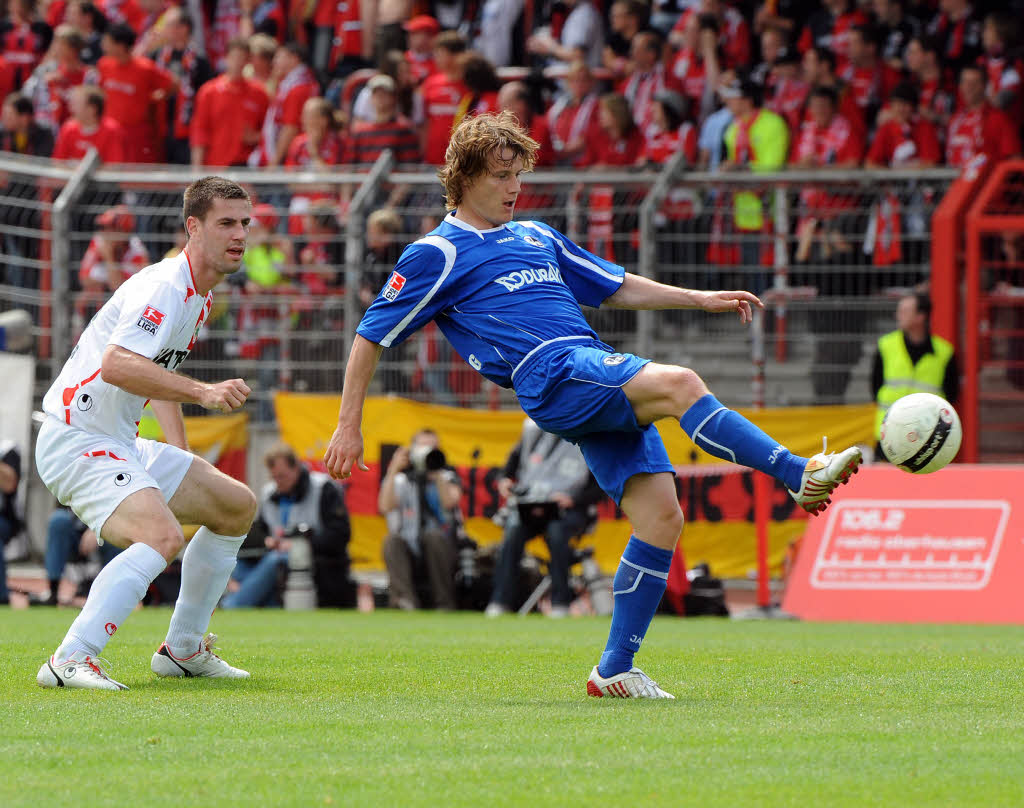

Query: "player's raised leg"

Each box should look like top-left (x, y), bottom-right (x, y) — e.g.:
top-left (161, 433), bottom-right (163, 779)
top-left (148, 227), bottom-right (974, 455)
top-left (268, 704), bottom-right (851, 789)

top-left (37, 487), bottom-right (180, 691)
top-left (153, 456), bottom-right (258, 678)
top-left (623, 363), bottom-right (861, 515)
top-left (586, 472), bottom-right (678, 700)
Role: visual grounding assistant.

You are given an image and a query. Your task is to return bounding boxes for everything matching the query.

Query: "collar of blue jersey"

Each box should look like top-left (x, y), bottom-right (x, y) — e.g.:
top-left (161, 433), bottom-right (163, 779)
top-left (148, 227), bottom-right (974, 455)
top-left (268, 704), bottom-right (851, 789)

top-left (445, 211), bottom-right (510, 238)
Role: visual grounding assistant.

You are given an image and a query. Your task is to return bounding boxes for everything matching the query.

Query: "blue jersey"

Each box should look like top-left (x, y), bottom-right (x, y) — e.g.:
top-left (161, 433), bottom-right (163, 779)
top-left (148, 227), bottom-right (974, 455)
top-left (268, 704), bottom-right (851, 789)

top-left (356, 213), bottom-right (625, 389)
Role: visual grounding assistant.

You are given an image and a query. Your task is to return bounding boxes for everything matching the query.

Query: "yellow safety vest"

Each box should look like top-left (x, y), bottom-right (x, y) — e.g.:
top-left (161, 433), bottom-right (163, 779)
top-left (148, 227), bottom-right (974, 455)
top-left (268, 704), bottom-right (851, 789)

top-left (875, 330), bottom-right (954, 438)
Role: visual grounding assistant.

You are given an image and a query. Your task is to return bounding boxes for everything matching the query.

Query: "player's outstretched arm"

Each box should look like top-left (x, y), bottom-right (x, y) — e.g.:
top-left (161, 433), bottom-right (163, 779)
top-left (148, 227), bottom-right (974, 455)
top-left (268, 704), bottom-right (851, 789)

top-left (605, 273), bottom-right (763, 323)
top-left (101, 345), bottom-right (250, 413)
top-left (324, 335), bottom-right (384, 480)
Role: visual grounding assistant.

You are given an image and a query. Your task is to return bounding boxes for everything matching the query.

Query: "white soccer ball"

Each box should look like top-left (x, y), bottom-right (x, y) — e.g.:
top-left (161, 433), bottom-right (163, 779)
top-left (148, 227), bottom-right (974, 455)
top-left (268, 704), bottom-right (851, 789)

top-left (880, 393), bottom-right (962, 474)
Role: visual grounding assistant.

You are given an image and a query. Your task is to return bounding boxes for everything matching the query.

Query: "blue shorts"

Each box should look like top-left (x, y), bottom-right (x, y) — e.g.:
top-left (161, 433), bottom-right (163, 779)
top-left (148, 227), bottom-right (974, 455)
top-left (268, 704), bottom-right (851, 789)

top-left (513, 339), bottom-right (674, 504)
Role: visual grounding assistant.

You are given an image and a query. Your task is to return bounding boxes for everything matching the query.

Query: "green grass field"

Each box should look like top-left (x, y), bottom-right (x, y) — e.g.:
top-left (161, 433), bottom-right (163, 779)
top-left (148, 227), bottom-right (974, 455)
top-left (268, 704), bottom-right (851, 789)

top-left (2, 609), bottom-right (1023, 807)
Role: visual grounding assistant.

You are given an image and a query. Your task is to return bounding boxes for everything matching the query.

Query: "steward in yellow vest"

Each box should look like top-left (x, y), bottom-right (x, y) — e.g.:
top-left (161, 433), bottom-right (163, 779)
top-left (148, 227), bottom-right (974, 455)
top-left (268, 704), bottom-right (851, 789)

top-left (871, 293), bottom-right (958, 459)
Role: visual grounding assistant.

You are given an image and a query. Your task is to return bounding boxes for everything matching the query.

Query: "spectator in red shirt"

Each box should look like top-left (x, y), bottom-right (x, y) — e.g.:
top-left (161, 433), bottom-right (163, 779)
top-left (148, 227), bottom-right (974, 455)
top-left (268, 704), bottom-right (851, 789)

top-left (403, 14), bottom-right (439, 85)
top-left (946, 64), bottom-right (1021, 168)
top-left (802, 45), bottom-right (866, 135)
top-left (927, 0), bottom-right (983, 73)
top-left (619, 30), bottom-right (671, 139)
top-left (767, 47), bottom-right (810, 133)
top-left (798, 0), bottom-right (868, 71)
top-left (840, 24), bottom-right (901, 127)
top-left (669, 12), bottom-right (722, 121)
top-left (670, 0), bottom-right (751, 70)
top-left (285, 96), bottom-right (344, 168)
top-left (74, 203), bottom-right (149, 334)
top-left (793, 85), bottom-right (864, 169)
top-left (286, 96), bottom-right (345, 234)
top-left (643, 89), bottom-right (698, 166)
top-left (905, 35), bottom-right (956, 133)
top-left (52, 84), bottom-right (127, 162)
top-left (190, 37), bottom-right (269, 167)
top-left (417, 31), bottom-right (468, 165)
top-left (0, 0), bottom-right (54, 87)
top-left (21, 24), bottom-right (98, 136)
top-left (98, 22), bottom-right (176, 163)
top-left (255, 42), bottom-right (318, 166)
top-left (585, 92), bottom-right (646, 167)
top-left (0, 57), bottom-right (17, 104)
top-left (868, 82), bottom-right (942, 167)
top-left (792, 84), bottom-right (864, 260)
top-left (546, 59), bottom-right (603, 167)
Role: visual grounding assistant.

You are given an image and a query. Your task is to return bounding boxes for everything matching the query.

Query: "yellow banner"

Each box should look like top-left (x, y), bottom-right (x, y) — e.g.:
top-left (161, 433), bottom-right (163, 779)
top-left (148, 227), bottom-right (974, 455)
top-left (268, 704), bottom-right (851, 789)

top-left (275, 393), bottom-right (874, 577)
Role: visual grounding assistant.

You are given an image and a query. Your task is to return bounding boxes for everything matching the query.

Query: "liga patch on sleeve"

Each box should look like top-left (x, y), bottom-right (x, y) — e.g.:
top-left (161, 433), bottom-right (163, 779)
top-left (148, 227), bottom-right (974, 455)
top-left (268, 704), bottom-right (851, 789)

top-left (136, 305), bottom-right (166, 335)
top-left (382, 271), bottom-right (406, 302)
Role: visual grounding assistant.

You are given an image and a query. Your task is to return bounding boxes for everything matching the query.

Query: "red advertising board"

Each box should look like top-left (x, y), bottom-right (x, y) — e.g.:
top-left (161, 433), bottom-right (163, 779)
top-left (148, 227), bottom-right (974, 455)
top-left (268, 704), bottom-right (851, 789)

top-left (782, 465), bottom-right (1024, 623)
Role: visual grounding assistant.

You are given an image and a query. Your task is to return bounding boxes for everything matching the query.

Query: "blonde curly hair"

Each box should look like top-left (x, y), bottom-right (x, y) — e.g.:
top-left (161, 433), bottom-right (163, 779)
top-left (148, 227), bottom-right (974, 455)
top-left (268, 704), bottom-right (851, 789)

top-left (438, 111), bottom-right (539, 210)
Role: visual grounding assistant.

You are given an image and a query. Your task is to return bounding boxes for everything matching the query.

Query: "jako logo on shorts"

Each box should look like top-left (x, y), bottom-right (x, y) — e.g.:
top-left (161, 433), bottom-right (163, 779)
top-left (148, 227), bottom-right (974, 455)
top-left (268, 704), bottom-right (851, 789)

top-left (494, 262), bottom-right (563, 292)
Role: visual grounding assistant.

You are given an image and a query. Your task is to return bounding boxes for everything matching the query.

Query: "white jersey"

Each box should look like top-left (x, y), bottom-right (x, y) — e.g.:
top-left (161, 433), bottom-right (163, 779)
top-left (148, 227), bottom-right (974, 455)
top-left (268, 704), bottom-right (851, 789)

top-left (42, 250), bottom-right (214, 445)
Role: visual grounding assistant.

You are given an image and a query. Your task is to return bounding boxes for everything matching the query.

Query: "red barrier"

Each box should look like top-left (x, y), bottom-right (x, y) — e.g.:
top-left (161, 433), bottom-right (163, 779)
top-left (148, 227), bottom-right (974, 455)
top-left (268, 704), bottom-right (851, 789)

top-left (782, 465), bottom-right (1024, 623)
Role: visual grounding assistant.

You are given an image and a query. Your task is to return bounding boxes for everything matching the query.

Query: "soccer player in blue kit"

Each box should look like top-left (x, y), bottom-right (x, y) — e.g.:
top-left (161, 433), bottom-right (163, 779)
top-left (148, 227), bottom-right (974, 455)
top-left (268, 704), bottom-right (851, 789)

top-left (324, 111), bottom-right (862, 699)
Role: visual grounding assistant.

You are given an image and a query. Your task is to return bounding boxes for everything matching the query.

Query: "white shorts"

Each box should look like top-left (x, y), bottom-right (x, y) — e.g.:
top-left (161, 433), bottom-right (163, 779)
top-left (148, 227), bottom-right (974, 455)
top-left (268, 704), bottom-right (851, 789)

top-left (35, 416), bottom-right (194, 539)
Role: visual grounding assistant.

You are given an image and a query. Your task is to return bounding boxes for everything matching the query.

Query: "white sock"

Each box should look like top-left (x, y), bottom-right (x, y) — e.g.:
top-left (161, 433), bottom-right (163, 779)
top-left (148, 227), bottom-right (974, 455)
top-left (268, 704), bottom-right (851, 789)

top-left (55, 542), bottom-right (167, 661)
top-left (164, 527), bottom-right (245, 655)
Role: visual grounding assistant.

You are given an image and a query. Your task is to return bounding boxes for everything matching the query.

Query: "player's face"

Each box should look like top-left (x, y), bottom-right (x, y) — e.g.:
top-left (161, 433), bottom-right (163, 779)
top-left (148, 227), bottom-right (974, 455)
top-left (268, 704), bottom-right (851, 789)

top-left (190, 197), bottom-right (251, 274)
top-left (458, 149), bottom-right (524, 229)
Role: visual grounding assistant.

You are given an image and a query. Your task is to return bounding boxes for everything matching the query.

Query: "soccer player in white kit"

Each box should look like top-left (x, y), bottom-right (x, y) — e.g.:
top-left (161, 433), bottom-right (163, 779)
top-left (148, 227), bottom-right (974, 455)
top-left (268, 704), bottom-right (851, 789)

top-left (35, 177), bottom-right (260, 690)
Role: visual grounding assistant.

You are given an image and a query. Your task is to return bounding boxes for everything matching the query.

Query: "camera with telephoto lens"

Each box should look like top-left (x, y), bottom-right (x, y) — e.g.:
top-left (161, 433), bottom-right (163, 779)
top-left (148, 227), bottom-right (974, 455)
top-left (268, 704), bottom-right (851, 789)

top-left (409, 444), bottom-right (447, 474)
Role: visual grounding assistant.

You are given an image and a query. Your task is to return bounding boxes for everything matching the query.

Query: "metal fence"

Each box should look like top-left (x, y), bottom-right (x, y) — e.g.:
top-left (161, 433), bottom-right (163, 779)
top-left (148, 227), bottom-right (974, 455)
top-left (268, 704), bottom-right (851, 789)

top-left (0, 151), bottom-right (957, 418)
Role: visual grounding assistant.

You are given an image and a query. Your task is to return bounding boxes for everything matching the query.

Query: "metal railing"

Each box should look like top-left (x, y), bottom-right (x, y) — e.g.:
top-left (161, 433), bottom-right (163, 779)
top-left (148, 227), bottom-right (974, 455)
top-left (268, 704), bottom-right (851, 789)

top-left (0, 151), bottom-right (957, 417)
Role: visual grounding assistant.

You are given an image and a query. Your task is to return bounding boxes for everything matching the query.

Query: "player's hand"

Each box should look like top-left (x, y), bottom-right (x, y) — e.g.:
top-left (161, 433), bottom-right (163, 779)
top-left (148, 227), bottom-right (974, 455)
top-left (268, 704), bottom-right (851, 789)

top-left (324, 423), bottom-right (369, 480)
top-left (200, 379), bottom-right (250, 413)
top-left (698, 290), bottom-right (763, 324)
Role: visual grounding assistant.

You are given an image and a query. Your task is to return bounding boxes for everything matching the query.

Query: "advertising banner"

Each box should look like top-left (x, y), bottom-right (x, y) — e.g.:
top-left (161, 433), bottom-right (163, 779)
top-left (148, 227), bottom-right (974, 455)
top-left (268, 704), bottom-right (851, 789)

top-left (274, 394), bottom-right (875, 576)
top-left (783, 465), bottom-right (1024, 623)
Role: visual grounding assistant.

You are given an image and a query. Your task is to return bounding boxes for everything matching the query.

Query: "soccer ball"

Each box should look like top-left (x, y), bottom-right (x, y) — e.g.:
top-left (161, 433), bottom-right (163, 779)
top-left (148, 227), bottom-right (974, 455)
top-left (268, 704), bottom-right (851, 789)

top-left (880, 393), bottom-right (962, 473)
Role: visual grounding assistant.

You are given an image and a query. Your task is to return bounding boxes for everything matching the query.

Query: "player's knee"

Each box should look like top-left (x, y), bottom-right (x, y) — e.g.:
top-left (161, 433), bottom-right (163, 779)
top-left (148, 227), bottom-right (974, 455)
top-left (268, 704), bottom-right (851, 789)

top-left (659, 503), bottom-right (685, 540)
top-left (150, 524), bottom-right (185, 561)
top-left (211, 485), bottom-right (258, 535)
top-left (669, 367), bottom-right (708, 412)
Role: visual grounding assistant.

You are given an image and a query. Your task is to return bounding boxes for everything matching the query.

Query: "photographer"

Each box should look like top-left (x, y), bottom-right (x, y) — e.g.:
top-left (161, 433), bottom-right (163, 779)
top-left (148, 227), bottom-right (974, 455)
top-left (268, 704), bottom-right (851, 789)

top-left (380, 429), bottom-right (463, 610)
top-left (485, 419), bottom-right (604, 618)
top-left (223, 443), bottom-right (351, 608)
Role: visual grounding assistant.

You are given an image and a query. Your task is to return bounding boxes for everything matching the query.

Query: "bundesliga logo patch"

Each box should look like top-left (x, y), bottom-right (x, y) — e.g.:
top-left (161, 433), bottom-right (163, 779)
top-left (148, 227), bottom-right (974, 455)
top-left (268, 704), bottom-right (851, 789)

top-left (136, 305), bottom-right (165, 335)
top-left (383, 271), bottom-right (406, 302)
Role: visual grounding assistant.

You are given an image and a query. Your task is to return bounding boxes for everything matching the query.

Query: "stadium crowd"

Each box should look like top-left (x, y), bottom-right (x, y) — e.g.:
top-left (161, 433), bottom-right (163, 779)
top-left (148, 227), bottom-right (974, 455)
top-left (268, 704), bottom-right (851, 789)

top-left (0, 0), bottom-right (1020, 178)
top-left (1, 0), bottom-right (1022, 408)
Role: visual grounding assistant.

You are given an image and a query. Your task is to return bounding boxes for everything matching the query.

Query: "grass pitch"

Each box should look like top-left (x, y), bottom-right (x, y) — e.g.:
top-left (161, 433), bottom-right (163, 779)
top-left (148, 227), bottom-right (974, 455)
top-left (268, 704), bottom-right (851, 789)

top-left (2, 609), bottom-right (1023, 807)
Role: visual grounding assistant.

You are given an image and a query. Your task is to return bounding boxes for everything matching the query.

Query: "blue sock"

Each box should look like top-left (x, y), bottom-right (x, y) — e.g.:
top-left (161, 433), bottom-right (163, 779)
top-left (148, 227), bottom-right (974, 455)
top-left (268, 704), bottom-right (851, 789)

top-left (598, 537), bottom-right (673, 678)
top-left (680, 393), bottom-right (808, 492)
